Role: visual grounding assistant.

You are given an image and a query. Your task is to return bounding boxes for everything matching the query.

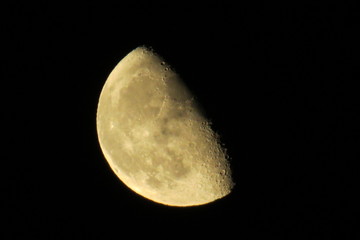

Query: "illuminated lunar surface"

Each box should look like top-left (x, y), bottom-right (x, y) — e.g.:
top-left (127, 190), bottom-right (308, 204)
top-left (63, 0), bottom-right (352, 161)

top-left (96, 46), bottom-right (234, 206)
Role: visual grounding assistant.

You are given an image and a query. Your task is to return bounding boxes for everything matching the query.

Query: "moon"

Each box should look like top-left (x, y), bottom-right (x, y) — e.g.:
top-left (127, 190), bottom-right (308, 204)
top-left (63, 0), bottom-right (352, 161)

top-left (96, 46), bottom-right (234, 206)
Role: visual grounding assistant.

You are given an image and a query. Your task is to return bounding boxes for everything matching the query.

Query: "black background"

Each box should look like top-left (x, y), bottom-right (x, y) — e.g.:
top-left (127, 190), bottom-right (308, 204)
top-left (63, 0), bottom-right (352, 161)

top-left (3, 2), bottom-right (359, 239)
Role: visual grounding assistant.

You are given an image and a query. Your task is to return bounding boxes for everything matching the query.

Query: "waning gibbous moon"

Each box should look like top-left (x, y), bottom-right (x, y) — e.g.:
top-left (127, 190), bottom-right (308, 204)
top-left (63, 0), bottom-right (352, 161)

top-left (96, 46), bottom-right (234, 207)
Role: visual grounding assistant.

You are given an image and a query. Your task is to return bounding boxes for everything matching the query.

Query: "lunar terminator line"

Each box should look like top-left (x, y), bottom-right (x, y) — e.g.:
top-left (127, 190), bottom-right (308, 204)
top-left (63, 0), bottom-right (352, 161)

top-left (96, 46), bottom-right (234, 206)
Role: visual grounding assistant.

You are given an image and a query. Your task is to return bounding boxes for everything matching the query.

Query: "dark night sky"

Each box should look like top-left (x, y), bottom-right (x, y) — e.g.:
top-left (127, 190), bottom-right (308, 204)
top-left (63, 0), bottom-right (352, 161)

top-left (3, 2), bottom-right (359, 239)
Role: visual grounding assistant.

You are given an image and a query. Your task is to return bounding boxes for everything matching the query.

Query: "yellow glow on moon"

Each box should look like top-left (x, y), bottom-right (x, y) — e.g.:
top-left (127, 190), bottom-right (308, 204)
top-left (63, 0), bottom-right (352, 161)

top-left (96, 46), bottom-right (234, 206)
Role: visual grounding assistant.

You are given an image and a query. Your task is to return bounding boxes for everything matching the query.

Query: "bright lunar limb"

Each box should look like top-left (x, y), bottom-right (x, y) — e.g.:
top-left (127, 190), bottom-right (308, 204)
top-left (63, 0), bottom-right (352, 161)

top-left (96, 46), bottom-right (234, 206)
